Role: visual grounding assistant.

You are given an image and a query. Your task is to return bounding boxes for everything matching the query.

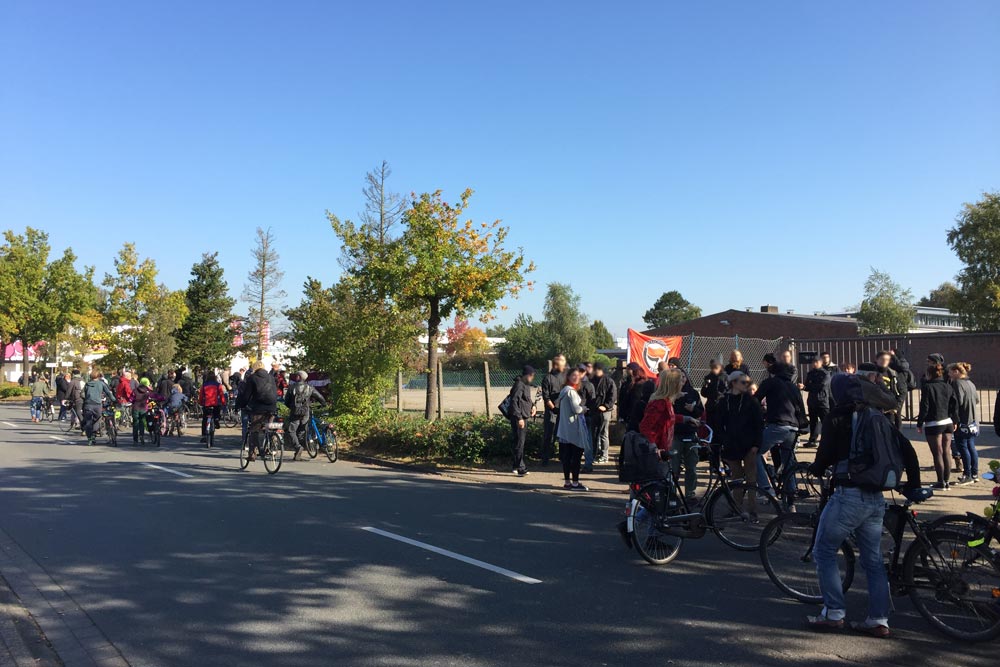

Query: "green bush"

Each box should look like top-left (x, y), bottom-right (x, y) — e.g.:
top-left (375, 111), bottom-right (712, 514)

top-left (0, 384), bottom-right (31, 399)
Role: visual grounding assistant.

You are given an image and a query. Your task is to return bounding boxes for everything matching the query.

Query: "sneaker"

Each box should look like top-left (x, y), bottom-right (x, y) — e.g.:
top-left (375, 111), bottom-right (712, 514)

top-left (932, 482), bottom-right (948, 490)
top-left (292, 448), bottom-right (303, 461)
top-left (806, 615), bottom-right (845, 632)
top-left (569, 483), bottom-right (589, 491)
top-left (581, 465), bottom-right (594, 473)
top-left (849, 621), bottom-right (890, 638)
top-left (563, 482), bottom-right (573, 489)
top-left (802, 440), bottom-right (818, 449)
top-left (512, 469), bottom-right (519, 475)
top-left (517, 470), bottom-right (529, 477)
top-left (748, 512), bottom-right (759, 524)
top-left (970, 475), bottom-right (979, 483)
top-left (954, 476), bottom-right (974, 486)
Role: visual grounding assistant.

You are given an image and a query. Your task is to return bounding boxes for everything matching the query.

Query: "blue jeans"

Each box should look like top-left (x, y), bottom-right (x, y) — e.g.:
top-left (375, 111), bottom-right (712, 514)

top-left (813, 486), bottom-right (890, 625)
top-left (30, 397), bottom-right (43, 420)
top-left (953, 431), bottom-right (979, 477)
top-left (757, 424), bottom-right (797, 499)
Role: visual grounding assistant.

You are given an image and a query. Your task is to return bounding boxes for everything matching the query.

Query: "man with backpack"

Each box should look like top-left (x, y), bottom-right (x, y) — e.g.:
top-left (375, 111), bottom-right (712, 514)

top-left (198, 372), bottom-right (226, 446)
top-left (235, 361), bottom-right (279, 461)
top-left (805, 366), bottom-right (925, 638)
top-left (284, 370), bottom-right (326, 461)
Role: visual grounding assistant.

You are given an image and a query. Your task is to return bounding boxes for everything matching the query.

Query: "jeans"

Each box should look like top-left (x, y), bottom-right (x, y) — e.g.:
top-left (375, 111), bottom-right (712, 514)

top-left (953, 431), bottom-right (979, 477)
top-left (813, 486), bottom-right (890, 625)
top-left (510, 418), bottom-right (527, 473)
top-left (82, 404), bottom-right (102, 440)
top-left (757, 424), bottom-right (798, 500)
top-left (591, 410), bottom-right (611, 460)
top-left (30, 397), bottom-right (43, 420)
top-left (670, 437), bottom-right (700, 497)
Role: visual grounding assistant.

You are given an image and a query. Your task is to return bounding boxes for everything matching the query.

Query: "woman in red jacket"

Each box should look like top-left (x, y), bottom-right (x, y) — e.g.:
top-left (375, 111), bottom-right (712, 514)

top-left (640, 369), bottom-right (694, 454)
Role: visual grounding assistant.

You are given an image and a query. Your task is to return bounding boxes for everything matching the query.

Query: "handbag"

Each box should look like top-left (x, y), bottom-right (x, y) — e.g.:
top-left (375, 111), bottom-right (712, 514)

top-left (958, 421), bottom-right (979, 436)
top-left (497, 394), bottom-right (513, 419)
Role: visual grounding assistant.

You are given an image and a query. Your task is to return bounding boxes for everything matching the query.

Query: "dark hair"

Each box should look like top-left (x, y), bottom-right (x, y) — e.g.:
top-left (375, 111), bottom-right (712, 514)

top-left (763, 353), bottom-right (777, 365)
top-left (927, 363), bottom-right (944, 380)
top-left (877, 350), bottom-right (892, 358)
top-left (820, 351), bottom-right (830, 357)
top-left (667, 357), bottom-right (681, 366)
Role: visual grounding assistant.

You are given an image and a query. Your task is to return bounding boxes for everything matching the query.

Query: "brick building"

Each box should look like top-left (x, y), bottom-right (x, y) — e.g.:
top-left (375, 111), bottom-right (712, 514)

top-left (644, 306), bottom-right (858, 340)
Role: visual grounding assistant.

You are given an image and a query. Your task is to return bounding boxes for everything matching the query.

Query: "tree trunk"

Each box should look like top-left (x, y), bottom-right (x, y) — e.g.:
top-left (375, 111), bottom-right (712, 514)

top-left (424, 298), bottom-right (441, 421)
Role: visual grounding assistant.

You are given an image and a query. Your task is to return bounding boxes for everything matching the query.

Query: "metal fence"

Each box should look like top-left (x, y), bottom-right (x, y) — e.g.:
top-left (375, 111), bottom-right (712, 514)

top-left (680, 334), bottom-right (784, 386)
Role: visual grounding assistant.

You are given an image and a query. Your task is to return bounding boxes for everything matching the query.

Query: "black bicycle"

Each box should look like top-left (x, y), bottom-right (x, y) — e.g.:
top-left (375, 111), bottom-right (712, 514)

top-left (239, 417), bottom-right (283, 474)
top-left (759, 484), bottom-right (1000, 642)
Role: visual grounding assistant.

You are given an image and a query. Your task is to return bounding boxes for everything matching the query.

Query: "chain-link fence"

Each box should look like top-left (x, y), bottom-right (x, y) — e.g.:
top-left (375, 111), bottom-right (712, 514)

top-left (680, 335), bottom-right (784, 386)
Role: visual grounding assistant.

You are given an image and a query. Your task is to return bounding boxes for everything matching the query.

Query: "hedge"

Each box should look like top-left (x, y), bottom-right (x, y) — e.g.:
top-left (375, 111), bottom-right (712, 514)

top-left (0, 384), bottom-right (31, 399)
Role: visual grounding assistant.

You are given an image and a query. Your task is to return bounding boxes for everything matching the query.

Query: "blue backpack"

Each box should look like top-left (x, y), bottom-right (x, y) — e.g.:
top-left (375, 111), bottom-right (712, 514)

top-left (835, 407), bottom-right (904, 490)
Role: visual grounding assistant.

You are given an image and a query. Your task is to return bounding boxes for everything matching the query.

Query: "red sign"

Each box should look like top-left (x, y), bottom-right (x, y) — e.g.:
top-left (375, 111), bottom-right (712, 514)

top-left (627, 329), bottom-right (684, 379)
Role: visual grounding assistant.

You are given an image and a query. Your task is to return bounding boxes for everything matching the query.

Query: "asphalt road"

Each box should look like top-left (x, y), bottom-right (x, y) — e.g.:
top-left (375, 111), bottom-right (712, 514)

top-left (0, 402), bottom-right (995, 666)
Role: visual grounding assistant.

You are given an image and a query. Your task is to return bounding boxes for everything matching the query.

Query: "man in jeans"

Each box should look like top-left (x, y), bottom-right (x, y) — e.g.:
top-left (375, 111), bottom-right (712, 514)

top-left (806, 371), bottom-right (924, 637)
top-left (753, 362), bottom-right (806, 509)
top-left (540, 354), bottom-right (566, 466)
top-left (588, 363), bottom-right (617, 463)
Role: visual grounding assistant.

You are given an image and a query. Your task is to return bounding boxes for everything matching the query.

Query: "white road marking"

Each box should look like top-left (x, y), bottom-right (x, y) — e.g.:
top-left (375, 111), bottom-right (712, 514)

top-left (141, 463), bottom-right (194, 478)
top-left (2, 421), bottom-right (16, 428)
top-left (360, 526), bottom-right (542, 584)
top-left (48, 436), bottom-right (74, 443)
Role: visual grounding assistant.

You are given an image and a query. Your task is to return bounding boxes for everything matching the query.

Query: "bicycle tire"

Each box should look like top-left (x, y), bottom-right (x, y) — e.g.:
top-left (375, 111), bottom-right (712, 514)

top-left (106, 418), bottom-right (118, 447)
top-left (207, 421), bottom-right (214, 448)
top-left (705, 480), bottom-right (782, 551)
top-left (631, 501), bottom-right (683, 566)
top-left (222, 410), bottom-right (238, 429)
top-left (239, 435), bottom-right (251, 470)
top-left (324, 426), bottom-right (338, 463)
top-left (263, 431), bottom-right (283, 474)
top-left (782, 463), bottom-right (825, 513)
top-left (759, 512), bottom-right (856, 603)
top-left (306, 428), bottom-right (319, 458)
top-left (904, 528), bottom-right (1000, 642)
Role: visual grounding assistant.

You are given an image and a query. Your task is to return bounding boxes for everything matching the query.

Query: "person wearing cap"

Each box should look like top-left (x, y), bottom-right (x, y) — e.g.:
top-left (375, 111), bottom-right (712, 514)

top-left (540, 354), bottom-right (567, 466)
top-left (507, 365), bottom-right (536, 476)
top-left (588, 362), bottom-right (618, 464)
top-left (806, 370), bottom-right (924, 637)
top-left (284, 371), bottom-right (326, 461)
top-left (619, 362), bottom-right (655, 432)
top-left (131, 377), bottom-right (165, 445)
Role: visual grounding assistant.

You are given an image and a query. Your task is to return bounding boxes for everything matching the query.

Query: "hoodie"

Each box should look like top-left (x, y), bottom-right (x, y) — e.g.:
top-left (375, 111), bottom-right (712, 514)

top-left (753, 363), bottom-right (806, 427)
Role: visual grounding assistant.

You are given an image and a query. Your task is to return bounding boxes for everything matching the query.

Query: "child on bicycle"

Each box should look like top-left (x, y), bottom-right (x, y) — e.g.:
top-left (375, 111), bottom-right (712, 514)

top-left (166, 384), bottom-right (188, 436)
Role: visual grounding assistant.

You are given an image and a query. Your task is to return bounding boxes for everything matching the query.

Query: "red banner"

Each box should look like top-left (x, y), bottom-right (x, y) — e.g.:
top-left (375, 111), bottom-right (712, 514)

top-left (627, 329), bottom-right (684, 379)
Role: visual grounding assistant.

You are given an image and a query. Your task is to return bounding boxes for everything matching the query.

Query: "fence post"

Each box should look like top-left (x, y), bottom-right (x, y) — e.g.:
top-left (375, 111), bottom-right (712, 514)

top-left (734, 334), bottom-right (740, 349)
top-left (396, 371), bottom-right (404, 413)
top-left (685, 333), bottom-right (696, 375)
top-left (436, 361), bottom-right (444, 420)
top-left (483, 361), bottom-right (493, 417)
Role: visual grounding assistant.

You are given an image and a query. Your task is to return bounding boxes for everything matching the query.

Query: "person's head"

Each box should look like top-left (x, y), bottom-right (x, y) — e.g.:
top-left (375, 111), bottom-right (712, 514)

top-left (857, 362), bottom-right (880, 384)
top-left (521, 365), bottom-right (536, 382)
top-left (583, 361), bottom-right (593, 375)
top-left (821, 352), bottom-right (831, 365)
top-left (565, 367), bottom-right (582, 388)
top-left (296, 370), bottom-right (308, 382)
top-left (651, 369), bottom-right (684, 402)
top-left (626, 362), bottom-right (643, 379)
top-left (657, 360), bottom-right (668, 373)
top-left (552, 354), bottom-right (566, 372)
top-left (762, 353), bottom-right (776, 368)
top-left (728, 371), bottom-right (751, 394)
top-left (576, 363), bottom-right (589, 377)
top-left (709, 360), bottom-right (722, 375)
top-left (667, 357), bottom-right (681, 370)
top-left (729, 349), bottom-right (743, 366)
top-left (947, 362), bottom-right (971, 380)
top-left (139, 377), bottom-right (151, 388)
top-left (811, 358), bottom-right (823, 369)
top-left (93, 372), bottom-right (103, 380)
top-left (252, 360), bottom-right (264, 371)
top-left (875, 351), bottom-right (892, 369)
top-left (172, 383), bottom-right (182, 393)
top-left (841, 362), bottom-right (856, 374)
top-left (271, 362), bottom-right (279, 370)
top-left (926, 363), bottom-right (945, 380)
top-left (927, 353), bottom-right (945, 366)
top-left (203, 371), bottom-right (215, 384)
top-left (592, 362), bottom-right (605, 378)
top-left (780, 350), bottom-right (793, 364)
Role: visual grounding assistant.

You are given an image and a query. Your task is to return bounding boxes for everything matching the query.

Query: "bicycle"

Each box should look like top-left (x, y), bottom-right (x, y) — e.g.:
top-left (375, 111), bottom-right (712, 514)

top-left (62, 403), bottom-right (82, 434)
top-left (304, 413), bottom-right (338, 462)
top-left (759, 484), bottom-right (1000, 642)
top-left (219, 403), bottom-right (239, 429)
top-left (239, 416), bottom-right (283, 474)
top-left (924, 459), bottom-right (1000, 542)
top-left (40, 397), bottom-right (56, 423)
top-left (87, 404), bottom-right (119, 446)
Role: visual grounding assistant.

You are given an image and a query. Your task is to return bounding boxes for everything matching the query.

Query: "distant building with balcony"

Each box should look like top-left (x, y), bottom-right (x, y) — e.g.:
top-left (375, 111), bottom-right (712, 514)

top-left (826, 306), bottom-right (963, 334)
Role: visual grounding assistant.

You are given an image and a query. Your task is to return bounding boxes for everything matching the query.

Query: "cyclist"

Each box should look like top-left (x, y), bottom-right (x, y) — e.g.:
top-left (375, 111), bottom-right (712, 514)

top-left (29, 374), bottom-right (50, 423)
top-left (66, 370), bottom-right (84, 431)
top-left (165, 383), bottom-right (188, 435)
top-left (711, 371), bottom-right (764, 519)
top-left (671, 369), bottom-right (705, 500)
top-left (805, 370), bottom-right (924, 637)
top-left (82, 372), bottom-right (115, 445)
top-left (131, 378), bottom-right (164, 445)
top-left (235, 361), bottom-right (278, 461)
top-left (753, 362), bottom-right (807, 507)
top-left (198, 371), bottom-right (226, 446)
top-left (284, 371), bottom-right (326, 460)
top-left (115, 370), bottom-right (135, 407)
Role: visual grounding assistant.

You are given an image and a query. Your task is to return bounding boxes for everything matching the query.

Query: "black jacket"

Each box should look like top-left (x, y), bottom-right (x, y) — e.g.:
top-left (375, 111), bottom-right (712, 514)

top-left (804, 367), bottom-right (832, 408)
top-left (508, 377), bottom-right (534, 421)
top-left (889, 355), bottom-right (913, 396)
top-left (235, 369), bottom-right (278, 414)
top-left (723, 363), bottom-right (749, 377)
top-left (157, 376), bottom-right (174, 400)
top-left (541, 370), bottom-right (566, 414)
top-left (712, 392), bottom-right (764, 460)
top-left (917, 377), bottom-right (958, 428)
top-left (620, 377), bottom-right (654, 432)
top-left (876, 366), bottom-right (902, 404)
top-left (673, 385), bottom-right (705, 439)
top-left (590, 374), bottom-right (618, 413)
top-left (700, 372), bottom-right (726, 407)
top-left (55, 375), bottom-right (69, 401)
top-left (578, 377), bottom-right (596, 415)
top-left (754, 363), bottom-right (806, 427)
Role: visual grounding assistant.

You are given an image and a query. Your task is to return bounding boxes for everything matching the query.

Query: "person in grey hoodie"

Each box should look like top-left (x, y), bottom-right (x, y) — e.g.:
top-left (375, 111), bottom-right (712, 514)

top-left (948, 362), bottom-right (980, 484)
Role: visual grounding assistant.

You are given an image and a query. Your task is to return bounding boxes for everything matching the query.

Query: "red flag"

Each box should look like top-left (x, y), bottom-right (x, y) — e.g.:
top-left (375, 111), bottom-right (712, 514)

top-left (627, 329), bottom-right (684, 379)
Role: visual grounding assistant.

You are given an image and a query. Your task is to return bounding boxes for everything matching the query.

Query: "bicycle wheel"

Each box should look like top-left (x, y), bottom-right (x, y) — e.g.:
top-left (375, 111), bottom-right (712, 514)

top-left (306, 427), bottom-right (319, 458)
top-left (324, 425), bottom-right (338, 462)
top-left (759, 512), bottom-right (856, 603)
top-left (239, 434), bottom-right (251, 470)
top-left (905, 528), bottom-right (1000, 642)
top-left (783, 463), bottom-right (826, 514)
top-left (106, 418), bottom-right (118, 447)
top-left (706, 481), bottom-right (782, 551)
top-left (207, 421), bottom-right (214, 448)
top-left (631, 501), bottom-right (683, 566)
top-left (222, 409), bottom-right (238, 429)
top-left (263, 431), bottom-right (283, 474)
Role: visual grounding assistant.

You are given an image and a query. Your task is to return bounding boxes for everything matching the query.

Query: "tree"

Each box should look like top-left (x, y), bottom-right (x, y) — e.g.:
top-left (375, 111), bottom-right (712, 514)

top-left (102, 244), bottom-right (188, 372)
top-left (0, 228), bottom-right (96, 380)
top-left (242, 227), bottom-right (285, 361)
top-left (391, 189), bottom-right (533, 420)
top-left (947, 191), bottom-right (1000, 331)
top-left (360, 160), bottom-right (406, 246)
top-left (496, 314), bottom-right (548, 370)
top-left (857, 268), bottom-right (915, 335)
top-left (542, 283), bottom-right (594, 363)
top-left (589, 320), bottom-right (615, 349)
top-left (917, 281), bottom-right (960, 309)
top-left (176, 253), bottom-right (237, 371)
top-left (643, 290), bottom-right (702, 329)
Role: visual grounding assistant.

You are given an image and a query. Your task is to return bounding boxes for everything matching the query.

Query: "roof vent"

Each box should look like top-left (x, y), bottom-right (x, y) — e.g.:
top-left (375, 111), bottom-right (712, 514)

top-left (761, 305), bottom-right (779, 314)
top-left (787, 310), bottom-right (794, 315)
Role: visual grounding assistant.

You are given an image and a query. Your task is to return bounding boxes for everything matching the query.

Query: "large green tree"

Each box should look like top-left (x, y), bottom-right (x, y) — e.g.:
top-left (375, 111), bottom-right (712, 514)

top-left (947, 191), bottom-right (1000, 331)
top-left (542, 282), bottom-right (594, 363)
top-left (241, 227), bottom-right (285, 361)
top-left (589, 320), bottom-right (615, 349)
top-left (0, 228), bottom-right (96, 379)
top-left (496, 314), bottom-right (548, 369)
top-left (176, 253), bottom-right (237, 371)
top-left (102, 244), bottom-right (188, 372)
top-left (917, 281), bottom-right (960, 309)
top-left (643, 290), bottom-right (702, 329)
top-left (856, 268), bottom-right (915, 335)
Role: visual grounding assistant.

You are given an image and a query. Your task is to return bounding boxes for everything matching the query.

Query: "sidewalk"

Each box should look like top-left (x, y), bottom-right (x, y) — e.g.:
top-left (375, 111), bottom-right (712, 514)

top-left (0, 574), bottom-right (60, 667)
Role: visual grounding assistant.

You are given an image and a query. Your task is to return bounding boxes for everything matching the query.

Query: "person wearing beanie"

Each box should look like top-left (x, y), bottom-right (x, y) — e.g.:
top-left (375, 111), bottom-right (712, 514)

top-left (506, 365), bottom-right (536, 476)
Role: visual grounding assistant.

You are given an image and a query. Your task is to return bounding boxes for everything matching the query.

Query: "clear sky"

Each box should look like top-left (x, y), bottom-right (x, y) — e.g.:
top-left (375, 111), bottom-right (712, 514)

top-left (2, 1), bottom-right (998, 338)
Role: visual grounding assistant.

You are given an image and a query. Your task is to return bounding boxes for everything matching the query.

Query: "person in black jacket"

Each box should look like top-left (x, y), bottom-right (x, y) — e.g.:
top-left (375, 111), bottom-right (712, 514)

top-left (577, 364), bottom-right (598, 472)
top-left (700, 360), bottom-right (727, 416)
top-left (805, 371), bottom-right (924, 636)
top-left (917, 362), bottom-right (959, 490)
top-left (888, 350), bottom-right (913, 423)
top-left (507, 366), bottom-right (536, 476)
top-left (754, 362), bottom-right (807, 506)
top-left (619, 362), bottom-right (655, 432)
top-left (724, 349), bottom-right (749, 378)
top-left (803, 358), bottom-right (831, 448)
top-left (55, 372), bottom-right (70, 421)
top-left (671, 370), bottom-right (706, 499)
top-left (712, 372), bottom-right (764, 515)
top-left (235, 362), bottom-right (278, 461)
top-left (540, 355), bottom-right (566, 466)
top-left (588, 363), bottom-right (617, 464)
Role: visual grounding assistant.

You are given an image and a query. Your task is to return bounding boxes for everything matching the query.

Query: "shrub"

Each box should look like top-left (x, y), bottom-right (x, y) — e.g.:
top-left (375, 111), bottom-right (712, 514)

top-left (0, 384), bottom-right (31, 399)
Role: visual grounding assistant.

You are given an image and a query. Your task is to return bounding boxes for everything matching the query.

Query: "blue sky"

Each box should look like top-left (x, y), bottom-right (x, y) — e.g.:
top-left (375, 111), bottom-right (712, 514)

top-left (2, 1), bottom-right (998, 338)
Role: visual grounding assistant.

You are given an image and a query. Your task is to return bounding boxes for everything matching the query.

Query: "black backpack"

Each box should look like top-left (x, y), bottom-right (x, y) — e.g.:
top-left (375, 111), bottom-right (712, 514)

top-left (291, 382), bottom-right (311, 416)
top-left (835, 407), bottom-right (904, 490)
top-left (617, 431), bottom-right (661, 483)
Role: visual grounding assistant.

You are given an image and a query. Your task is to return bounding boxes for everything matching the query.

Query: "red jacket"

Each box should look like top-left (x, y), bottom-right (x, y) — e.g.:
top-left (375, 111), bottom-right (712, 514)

top-left (199, 382), bottom-right (227, 408)
top-left (639, 398), bottom-right (676, 452)
top-left (115, 378), bottom-right (134, 403)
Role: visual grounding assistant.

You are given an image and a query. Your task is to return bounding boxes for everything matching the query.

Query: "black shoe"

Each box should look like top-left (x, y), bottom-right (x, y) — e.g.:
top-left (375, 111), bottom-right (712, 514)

top-left (802, 440), bottom-right (818, 449)
top-left (932, 481), bottom-right (948, 490)
top-left (569, 483), bottom-right (588, 492)
top-left (581, 465), bottom-right (594, 473)
top-left (517, 470), bottom-right (529, 477)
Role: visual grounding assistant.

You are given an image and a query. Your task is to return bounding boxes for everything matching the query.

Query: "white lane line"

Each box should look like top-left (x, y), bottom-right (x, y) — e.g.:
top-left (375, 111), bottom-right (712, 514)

top-left (2, 421), bottom-right (16, 428)
top-left (141, 463), bottom-right (194, 478)
top-left (48, 435), bottom-right (75, 443)
top-left (360, 526), bottom-right (542, 584)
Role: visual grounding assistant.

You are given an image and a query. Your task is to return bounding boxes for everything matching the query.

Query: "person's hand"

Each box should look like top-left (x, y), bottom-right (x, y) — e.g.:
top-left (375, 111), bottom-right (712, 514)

top-left (598, 405), bottom-right (607, 412)
top-left (530, 409), bottom-right (536, 418)
top-left (658, 449), bottom-right (671, 461)
top-left (797, 383), bottom-right (805, 390)
top-left (517, 419), bottom-right (525, 428)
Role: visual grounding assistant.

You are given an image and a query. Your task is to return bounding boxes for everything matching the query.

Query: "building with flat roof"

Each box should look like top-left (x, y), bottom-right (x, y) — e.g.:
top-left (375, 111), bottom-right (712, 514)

top-left (644, 305), bottom-right (858, 340)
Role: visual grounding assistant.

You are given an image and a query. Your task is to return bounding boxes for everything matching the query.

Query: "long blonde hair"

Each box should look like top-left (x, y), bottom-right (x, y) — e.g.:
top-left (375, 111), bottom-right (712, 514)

top-left (650, 369), bottom-right (684, 403)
